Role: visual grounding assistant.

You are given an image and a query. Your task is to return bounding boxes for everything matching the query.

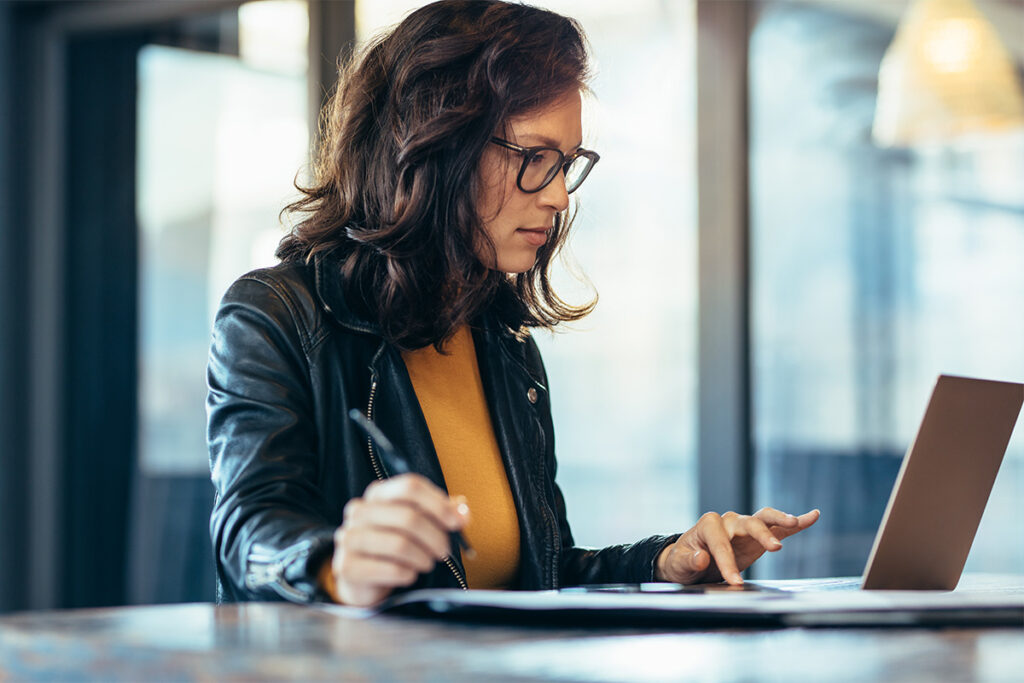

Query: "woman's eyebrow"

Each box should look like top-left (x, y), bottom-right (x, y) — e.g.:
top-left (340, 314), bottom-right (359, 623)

top-left (518, 133), bottom-right (584, 150)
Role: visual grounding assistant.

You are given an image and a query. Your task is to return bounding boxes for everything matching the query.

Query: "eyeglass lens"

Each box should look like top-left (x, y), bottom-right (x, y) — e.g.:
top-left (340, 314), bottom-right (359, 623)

top-left (520, 149), bottom-right (594, 193)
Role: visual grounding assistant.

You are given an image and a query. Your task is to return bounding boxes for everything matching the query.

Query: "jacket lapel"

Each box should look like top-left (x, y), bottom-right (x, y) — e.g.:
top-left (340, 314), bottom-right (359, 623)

top-left (473, 323), bottom-right (557, 590)
top-left (367, 344), bottom-right (449, 494)
top-left (367, 343), bottom-right (469, 584)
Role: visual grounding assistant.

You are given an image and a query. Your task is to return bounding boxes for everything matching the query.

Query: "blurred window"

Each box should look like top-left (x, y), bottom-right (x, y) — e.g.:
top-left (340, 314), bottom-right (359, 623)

top-left (136, 0), bottom-right (310, 475)
top-left (357, 0), bottom-right (699, 545)
top-left (749, 2), bottom-right (1024, 577)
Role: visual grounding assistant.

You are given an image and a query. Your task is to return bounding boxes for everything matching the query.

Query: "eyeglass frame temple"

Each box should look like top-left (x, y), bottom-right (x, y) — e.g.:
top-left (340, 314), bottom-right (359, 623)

top-left (489, 137), bottom-right (600, 194)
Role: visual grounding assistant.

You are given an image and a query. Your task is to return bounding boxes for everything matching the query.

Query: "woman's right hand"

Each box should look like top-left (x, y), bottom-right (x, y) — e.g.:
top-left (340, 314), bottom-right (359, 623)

top-left (323, 473), bottom-right (469, 607)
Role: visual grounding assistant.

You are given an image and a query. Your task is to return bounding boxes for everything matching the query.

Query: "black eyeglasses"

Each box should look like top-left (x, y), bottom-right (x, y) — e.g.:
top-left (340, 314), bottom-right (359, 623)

top-left (489, 137), bottom-right (600, 194)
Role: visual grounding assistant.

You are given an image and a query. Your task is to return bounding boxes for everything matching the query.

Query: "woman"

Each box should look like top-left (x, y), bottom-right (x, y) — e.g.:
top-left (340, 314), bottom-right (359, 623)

top-left (208, 0), bottom-right (818, 606)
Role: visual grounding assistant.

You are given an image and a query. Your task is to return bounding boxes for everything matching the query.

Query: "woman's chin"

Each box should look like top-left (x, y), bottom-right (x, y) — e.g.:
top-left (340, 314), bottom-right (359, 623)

top-left (495, 256), bottom-right (539, 275)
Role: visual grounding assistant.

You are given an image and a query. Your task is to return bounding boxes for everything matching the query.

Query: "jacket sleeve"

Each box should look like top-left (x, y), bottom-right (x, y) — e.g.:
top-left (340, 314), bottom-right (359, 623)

top-left (521, 336), bottom-right (680, 586)
top-left (207, 274), bottom-right (335, 603)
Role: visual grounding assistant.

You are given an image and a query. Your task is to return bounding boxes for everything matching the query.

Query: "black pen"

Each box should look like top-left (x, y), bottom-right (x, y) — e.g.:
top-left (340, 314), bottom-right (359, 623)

top-left (348, 409), bottom-right (474, 559)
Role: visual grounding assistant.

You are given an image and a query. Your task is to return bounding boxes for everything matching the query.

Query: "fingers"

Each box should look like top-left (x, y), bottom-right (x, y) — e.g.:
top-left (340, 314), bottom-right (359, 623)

top-left (331, 521), bottom-right (429, 606)
top-left (655, 538), bottom-right (711, 584)
top-left (340, 521), bottom-right (442, 571)
top-left (760, 507), bottom-right (821, 540)
top-left (364, 474), bottom-right (466, 534)
top-left (792, 509), bottom-right (820, 533)
top-left (334, 550), bottom-right (420, 588)
top-left (329, 474), bottom-right (469, 607)
top-left (343, 500), bottom-right (452, 563)
top-left (753, 507), bottom-right (799, 529)
top-left (331, 550), bottom-right (418, 607)
top-left (797, 509), bottom-right (821, 527)
top-left (695, 512), bottom-right (743, 585)
top-left (662, 512), bottom-right (750, 585)
top-left (727, 513), bottom-right (784, 553)
top-left (662, 507), bottom-right (821, 586)
top-left (720, 512), bottom-right (783, 558)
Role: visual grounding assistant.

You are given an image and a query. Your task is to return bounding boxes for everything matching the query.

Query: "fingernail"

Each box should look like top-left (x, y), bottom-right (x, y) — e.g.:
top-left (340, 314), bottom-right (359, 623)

top-left (770, 538), bottom-right (782, 548)
top-left (456, 502), bottom-right (470, 517)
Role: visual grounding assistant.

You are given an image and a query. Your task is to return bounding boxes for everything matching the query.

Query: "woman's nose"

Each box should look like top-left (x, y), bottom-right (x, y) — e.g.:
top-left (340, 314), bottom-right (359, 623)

top-left (538, 170), bottom-right (570, 212)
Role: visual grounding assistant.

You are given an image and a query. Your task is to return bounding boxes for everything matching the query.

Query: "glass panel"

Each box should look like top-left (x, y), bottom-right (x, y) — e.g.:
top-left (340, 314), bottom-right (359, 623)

top-left (356, 1), bottom-right (699, 546)
top-left (750, 1), bottom-right (1024, 578)
top-left (136, 1), bottom-right (309, 475)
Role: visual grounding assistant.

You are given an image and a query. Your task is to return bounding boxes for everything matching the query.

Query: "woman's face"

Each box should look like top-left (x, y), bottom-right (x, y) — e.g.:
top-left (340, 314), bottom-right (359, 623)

top-left (476, 89), bottom-right (583, 274)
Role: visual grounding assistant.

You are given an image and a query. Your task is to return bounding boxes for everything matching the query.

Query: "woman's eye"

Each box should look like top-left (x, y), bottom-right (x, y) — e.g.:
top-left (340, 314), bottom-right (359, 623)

top-left (530, 150), bottom-right (555, 165)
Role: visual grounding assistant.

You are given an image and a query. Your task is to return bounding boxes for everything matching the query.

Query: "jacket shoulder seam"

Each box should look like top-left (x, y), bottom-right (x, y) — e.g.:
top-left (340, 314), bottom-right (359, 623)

top-left (237, 271), bottom-right (321, 355)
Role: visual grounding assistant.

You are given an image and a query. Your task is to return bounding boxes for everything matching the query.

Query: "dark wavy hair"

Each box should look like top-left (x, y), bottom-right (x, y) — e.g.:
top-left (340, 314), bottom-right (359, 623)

top-left (277, 0), bottom-right (596, 350)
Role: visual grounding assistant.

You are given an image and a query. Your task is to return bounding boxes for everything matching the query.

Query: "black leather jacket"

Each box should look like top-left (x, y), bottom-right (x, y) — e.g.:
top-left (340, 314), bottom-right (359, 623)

top-left (208, 255), bottom-right (678, 603)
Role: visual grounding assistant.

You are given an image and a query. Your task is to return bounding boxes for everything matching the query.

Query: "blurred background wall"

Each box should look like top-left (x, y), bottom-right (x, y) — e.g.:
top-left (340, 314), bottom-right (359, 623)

top-left (0, 0), bottom-right (1021, 612)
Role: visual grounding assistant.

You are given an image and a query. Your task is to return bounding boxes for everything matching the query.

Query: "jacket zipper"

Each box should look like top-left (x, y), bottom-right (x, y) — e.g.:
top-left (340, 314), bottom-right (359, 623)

top-left (365, 378), bottom-right (385, 481)
top-left (247, 542), bottom-right (316, 603)
top-left (365, 376), bottom-right (468, 591)
top-left (535, 426), bottom-right (560, 589)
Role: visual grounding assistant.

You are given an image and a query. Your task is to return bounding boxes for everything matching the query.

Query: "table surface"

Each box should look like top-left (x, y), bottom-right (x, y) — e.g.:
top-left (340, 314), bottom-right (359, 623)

top-left (2, 579), bottom-right (1023, 682)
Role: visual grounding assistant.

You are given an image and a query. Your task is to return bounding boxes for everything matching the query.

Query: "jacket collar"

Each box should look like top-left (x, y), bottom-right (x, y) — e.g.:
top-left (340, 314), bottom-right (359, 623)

top-left (313, 251), bottom-right (520, 346)
top-left (313, 252), bottom-right (381, 336)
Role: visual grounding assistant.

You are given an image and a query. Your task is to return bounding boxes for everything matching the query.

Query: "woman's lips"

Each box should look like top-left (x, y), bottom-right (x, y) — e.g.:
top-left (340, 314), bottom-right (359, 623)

top-left (516, 228), bottom-right (549, 247)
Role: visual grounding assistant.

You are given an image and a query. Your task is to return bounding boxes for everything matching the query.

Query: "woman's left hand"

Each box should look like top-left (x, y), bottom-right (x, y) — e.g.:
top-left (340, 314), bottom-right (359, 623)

top-left (656, 508), bottom-right (820, 585)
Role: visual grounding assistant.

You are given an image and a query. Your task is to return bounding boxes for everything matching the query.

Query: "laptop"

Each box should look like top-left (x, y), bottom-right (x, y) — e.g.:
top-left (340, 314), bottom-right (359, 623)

top-left (758, 374), bottom-right (1024, 593)
top-left (857, 374), bottom-right (1023, 590)
top-left (334, 375), bottom-right (1024, 626)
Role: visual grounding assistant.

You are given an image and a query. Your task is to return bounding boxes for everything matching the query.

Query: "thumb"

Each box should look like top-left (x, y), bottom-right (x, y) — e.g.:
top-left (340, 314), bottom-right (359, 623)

top-left (688, 549), bottom-right (711, 572)
top-left (665, 546), bottom-right (711, 583)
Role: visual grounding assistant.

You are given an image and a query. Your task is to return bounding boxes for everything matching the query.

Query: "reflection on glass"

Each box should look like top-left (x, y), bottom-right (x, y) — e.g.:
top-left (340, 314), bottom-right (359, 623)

top-left (750, 1), bottom-right (1024, 578)
top-left (137, 2), bottom-right (309, 474)
top-left (356, 0), bottom-right (698, 545)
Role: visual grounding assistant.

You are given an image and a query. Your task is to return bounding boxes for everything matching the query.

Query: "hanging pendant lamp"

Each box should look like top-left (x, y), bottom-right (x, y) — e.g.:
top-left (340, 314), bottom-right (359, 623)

top-left (873, 0), bottom-right (1024, 147)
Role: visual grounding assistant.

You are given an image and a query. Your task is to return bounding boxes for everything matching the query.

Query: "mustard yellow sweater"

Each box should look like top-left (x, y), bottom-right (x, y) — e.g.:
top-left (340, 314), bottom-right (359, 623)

top-left (401, 325), bottom-right (521, 589)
